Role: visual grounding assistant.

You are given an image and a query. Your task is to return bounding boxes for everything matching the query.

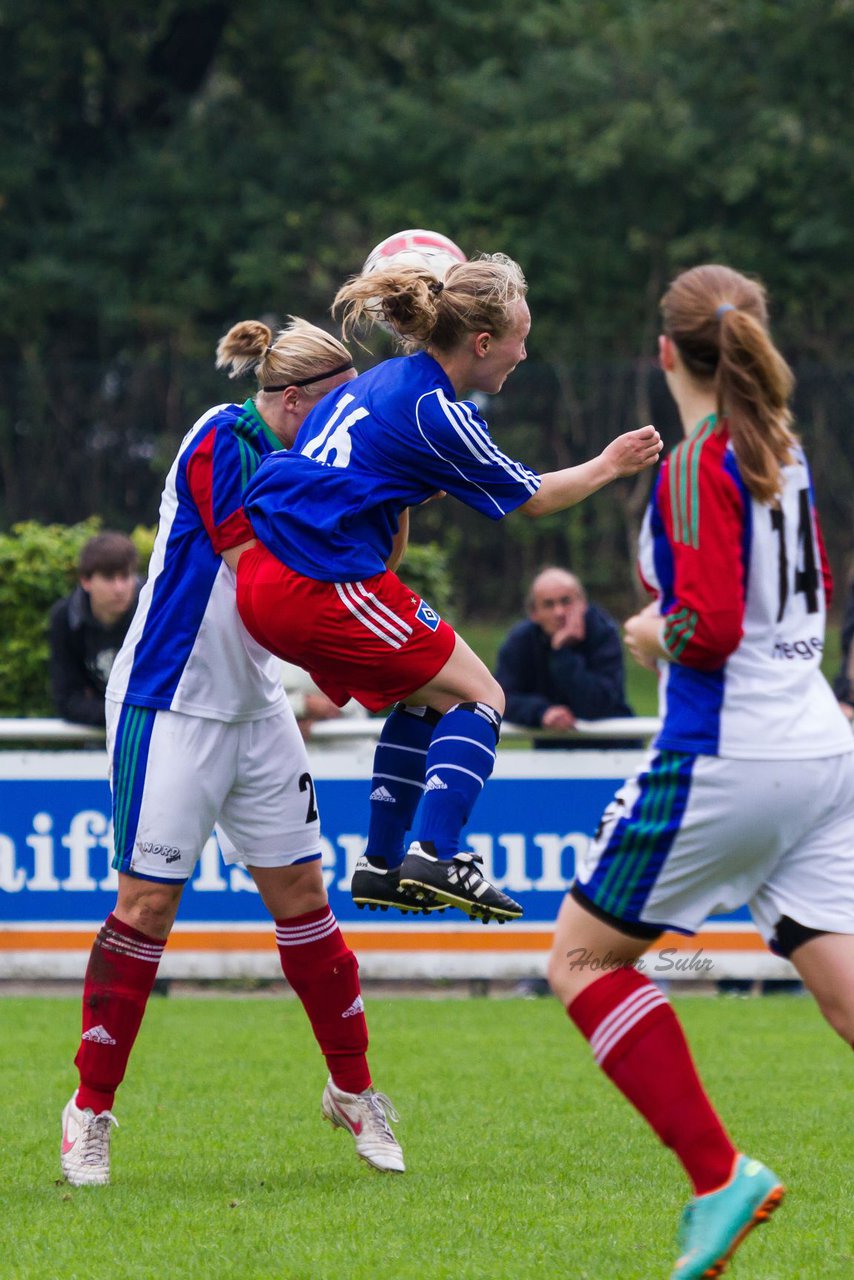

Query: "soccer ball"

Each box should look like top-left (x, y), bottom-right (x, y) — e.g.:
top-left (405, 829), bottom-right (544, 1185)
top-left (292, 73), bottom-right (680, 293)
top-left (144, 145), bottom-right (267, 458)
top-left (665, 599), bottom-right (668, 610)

top-left (362, 228), bottom-right (466, 281)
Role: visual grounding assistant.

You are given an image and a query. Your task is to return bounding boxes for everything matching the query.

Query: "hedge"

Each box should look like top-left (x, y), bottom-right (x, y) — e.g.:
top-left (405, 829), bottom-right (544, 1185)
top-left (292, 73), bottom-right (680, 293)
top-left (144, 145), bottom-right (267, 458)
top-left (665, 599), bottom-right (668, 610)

top-left (0, 521), bottom-right (154, 717)
top-left (0, 521), bottom-right (451, 717)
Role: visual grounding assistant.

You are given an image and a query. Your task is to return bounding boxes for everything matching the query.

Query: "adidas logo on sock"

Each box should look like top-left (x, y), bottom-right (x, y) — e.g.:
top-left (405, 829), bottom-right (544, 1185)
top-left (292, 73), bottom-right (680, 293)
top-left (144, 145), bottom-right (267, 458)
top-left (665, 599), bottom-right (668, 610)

top-left (81, 1025), bottom-right (116, 1045)
top-left (341, 995), bottom-right (365, 1019)
top-left (370, 786), bottom-right (395, 803)
top-left (425, 774), bottom-right (447, 791)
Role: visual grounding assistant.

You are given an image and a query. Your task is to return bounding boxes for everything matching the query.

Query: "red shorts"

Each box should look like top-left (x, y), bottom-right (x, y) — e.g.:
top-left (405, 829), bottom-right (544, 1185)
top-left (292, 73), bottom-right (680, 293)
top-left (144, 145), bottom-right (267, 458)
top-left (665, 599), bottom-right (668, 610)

top-left (236, 544), bottom-right (457, 712)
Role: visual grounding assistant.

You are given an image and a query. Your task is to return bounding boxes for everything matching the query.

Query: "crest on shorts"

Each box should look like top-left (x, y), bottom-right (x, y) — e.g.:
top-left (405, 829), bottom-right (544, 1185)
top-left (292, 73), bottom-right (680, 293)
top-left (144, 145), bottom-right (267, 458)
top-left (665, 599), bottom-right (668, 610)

top-left (415, 599), bottom-right (441, 631)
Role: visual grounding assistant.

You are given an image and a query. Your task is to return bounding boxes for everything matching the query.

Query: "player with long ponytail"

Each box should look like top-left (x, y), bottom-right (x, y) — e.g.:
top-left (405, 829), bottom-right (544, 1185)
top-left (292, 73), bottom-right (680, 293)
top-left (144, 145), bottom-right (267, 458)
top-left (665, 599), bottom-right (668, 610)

top-left (547, 263), bottom-right (854, 1278)
top-left (662, 263), bottom-right (796, 503)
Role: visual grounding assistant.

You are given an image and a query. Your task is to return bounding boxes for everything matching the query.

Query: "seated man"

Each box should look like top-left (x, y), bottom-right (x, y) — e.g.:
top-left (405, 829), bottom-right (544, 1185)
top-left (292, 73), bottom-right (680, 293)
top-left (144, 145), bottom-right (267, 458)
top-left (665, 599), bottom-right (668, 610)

top-left (495, 566), bottom-right (633, 748)
top-left (49, 532), bottom-right (140, 726)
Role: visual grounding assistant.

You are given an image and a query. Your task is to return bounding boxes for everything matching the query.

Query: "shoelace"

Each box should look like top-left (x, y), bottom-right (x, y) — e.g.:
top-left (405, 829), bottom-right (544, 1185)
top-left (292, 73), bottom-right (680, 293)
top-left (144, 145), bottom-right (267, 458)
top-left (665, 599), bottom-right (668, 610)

top-left (79, 1112), bottom-right (118, 1165)
top-left (451, 851), bottom-right (483, 886)
top-left (366, 1092), bottom-right (400, 1143)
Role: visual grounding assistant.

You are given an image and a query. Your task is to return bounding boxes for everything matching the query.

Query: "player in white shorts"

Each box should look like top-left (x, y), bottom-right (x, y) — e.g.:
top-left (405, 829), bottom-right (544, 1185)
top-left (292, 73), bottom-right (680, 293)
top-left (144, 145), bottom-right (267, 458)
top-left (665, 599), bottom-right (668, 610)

top-left (60, 319), bottom-right (404, 1189)
top-left (546, 264), bottom-right (854, 1279)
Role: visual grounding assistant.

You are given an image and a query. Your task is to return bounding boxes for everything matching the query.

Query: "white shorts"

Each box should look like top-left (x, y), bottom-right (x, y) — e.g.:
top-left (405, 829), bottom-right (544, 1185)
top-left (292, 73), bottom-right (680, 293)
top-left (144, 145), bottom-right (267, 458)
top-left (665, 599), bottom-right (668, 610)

top-left (106, 702), bottom-right (321, 882)
top-left (574, 749), bottom-right (854, 946)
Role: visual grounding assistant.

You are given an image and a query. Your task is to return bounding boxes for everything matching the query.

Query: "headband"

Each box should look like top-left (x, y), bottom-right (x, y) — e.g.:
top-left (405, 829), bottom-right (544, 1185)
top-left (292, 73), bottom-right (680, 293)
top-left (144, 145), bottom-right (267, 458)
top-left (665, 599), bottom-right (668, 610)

top-left (261, 360), bottom-right (354, 393)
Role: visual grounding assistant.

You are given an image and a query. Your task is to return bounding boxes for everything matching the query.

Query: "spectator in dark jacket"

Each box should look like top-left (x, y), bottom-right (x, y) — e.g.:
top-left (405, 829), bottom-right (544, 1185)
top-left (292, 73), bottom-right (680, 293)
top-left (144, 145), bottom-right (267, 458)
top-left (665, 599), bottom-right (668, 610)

top-left (833, 574), bottom-right (854, 722)
top-left (49, 533), bottom-right (140, 726)
top-left (495, 566), bottom-right (633, 747)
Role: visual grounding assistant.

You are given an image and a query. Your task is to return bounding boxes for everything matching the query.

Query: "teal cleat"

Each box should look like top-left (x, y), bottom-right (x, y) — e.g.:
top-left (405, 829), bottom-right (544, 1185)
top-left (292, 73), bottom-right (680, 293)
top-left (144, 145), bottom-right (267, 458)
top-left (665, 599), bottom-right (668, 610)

top-left (671, 1154), bottom-right (784, 1278)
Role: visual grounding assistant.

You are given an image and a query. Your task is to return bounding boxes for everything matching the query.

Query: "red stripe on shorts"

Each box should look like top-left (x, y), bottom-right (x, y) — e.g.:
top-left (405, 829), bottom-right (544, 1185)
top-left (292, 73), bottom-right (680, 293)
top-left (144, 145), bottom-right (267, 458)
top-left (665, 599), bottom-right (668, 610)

top-left (236, 543), bottom-right (456, 711)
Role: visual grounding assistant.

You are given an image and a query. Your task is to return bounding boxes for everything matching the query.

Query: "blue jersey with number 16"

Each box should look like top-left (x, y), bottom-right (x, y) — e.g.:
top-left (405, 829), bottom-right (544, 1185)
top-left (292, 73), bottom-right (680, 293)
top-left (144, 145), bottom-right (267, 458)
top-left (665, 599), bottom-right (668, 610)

top-left (243, 351), bottom-right (541, 581)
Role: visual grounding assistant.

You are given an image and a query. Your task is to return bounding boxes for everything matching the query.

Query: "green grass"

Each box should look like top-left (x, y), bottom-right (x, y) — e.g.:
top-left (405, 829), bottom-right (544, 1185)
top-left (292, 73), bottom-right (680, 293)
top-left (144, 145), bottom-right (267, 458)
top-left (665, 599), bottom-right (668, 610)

top-left (465, 621), bottom-right (844, 719)
top-left (2, 995), bottom-right (851, 1279)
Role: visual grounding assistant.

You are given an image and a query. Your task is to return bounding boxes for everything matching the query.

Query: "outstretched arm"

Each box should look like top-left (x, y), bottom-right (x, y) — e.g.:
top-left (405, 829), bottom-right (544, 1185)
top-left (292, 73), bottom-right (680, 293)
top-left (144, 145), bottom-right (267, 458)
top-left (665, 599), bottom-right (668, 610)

top-left (518, 426), bottom-right (662, 519)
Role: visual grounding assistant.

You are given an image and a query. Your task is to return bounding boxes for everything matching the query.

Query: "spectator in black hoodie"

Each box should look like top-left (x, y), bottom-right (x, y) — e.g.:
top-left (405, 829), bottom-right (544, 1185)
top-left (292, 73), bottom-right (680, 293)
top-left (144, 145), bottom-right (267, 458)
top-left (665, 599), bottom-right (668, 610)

top-left (495, 566), bottom-right (634, 747)
top-left (49, 533), bottom-right (140, 726)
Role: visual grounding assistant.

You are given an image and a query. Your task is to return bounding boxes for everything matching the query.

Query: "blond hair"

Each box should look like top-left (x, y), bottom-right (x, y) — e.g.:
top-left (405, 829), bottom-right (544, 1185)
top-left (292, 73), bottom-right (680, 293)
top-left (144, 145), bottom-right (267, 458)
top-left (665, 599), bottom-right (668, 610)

top-left (215, 316), bottom-right (351, 396)
top-left (333, 253), bottom-right (527, 353)
top-left (662, 264), bottom-right (796, 504)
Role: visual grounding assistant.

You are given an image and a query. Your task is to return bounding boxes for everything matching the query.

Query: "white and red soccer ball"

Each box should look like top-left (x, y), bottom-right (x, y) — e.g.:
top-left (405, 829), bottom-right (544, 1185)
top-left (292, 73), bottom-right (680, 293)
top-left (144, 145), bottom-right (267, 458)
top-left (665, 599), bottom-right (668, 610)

top-left (362, 228), bottom-right (466, 281)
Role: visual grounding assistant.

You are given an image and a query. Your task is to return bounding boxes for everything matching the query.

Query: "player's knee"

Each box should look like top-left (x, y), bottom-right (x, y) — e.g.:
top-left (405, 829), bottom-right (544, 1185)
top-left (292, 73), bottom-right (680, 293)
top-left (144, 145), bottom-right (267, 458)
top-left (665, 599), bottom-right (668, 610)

top-left (251, 858), bottom-right (328, 919)
top-left (479, 677), bottom-right (505, 715)
top-left (453, 679), bottom-right (504, 715)
top-left (815, 992), bottom-right (854, 1045)
top-left (115, 879), bottom-right (182, 940)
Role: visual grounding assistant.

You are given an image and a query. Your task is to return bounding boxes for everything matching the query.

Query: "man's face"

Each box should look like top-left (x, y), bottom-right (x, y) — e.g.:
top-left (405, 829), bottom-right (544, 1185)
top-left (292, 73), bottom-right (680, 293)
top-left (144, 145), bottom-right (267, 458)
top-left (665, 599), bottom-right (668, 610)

top-left (529, 570), bottom-right (585, 639)
top-left (82, 571), bottom-right (136, 625)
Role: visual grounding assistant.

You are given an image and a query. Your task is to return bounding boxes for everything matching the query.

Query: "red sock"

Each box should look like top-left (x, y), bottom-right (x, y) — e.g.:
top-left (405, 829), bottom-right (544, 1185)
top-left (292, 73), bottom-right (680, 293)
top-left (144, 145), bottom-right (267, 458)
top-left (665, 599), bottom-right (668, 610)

top-left (74, 913), bottom-right (165, 1113)
top-left (568, 966), bottom-right (736, 1194)
top-left (275, 907), bottom-right (371, 1094)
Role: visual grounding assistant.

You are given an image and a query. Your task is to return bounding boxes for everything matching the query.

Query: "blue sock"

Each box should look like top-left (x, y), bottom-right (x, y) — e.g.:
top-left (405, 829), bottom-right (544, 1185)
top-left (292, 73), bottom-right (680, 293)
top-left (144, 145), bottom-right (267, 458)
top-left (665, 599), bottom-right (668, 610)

top-left (414, 702), bottom-right (501, 859)
top-left (365, 705), bottom-right (439, 870)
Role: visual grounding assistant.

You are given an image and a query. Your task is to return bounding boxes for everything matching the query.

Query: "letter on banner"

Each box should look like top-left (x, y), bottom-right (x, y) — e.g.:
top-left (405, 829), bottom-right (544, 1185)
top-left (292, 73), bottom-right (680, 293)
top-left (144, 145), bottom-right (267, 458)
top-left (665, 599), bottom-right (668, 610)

top-left (0, 834), bottom-right (26, 892)
top-left (533, 833), bottom-right (589, 891)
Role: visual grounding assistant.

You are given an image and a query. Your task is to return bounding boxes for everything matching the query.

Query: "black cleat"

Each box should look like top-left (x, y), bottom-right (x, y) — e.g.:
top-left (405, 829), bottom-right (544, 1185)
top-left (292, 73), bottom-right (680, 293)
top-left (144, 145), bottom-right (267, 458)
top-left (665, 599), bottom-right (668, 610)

top-left (398, 842), bottom-right (524, 923)
top-left (350, 858), bottom-right (447, 916)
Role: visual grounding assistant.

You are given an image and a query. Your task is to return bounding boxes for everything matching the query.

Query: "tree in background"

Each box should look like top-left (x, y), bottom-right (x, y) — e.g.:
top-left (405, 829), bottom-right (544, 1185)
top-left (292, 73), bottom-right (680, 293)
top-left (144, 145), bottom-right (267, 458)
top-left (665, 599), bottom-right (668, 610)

top-left (1, 0), bottom-right (852, 617)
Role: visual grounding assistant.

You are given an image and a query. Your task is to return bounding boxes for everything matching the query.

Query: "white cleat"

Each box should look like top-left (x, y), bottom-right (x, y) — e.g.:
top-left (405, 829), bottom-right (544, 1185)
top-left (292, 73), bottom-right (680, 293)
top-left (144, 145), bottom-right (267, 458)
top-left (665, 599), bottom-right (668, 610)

top-left (321, 1078), bottom-right (405, 1173)
top-left (61, 1093), bottom-right (118, 1187)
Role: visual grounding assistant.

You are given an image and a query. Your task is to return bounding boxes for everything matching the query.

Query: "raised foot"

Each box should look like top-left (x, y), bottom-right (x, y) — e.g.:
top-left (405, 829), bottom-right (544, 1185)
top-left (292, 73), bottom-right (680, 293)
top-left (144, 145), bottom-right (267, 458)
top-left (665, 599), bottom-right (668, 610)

top-left (398, 843), bottom-right (524, 923)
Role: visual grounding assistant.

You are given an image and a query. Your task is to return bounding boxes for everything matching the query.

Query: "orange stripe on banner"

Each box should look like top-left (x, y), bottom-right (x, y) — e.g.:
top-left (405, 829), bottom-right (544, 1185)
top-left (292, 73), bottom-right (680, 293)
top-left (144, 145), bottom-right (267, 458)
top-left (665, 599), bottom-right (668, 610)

top-left (0, 928), bottom-right (768, 953)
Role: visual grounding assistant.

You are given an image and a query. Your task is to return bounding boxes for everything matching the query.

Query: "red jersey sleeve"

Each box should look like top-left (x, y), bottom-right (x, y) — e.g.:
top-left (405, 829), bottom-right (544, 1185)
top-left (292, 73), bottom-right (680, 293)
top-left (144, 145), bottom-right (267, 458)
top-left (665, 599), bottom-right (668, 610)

top-left (185, 424), bottom-right (255, 555)
top-left (814, 506), bottom-right (833, 608)
top-left (658, 430), bottom-right (746, 670)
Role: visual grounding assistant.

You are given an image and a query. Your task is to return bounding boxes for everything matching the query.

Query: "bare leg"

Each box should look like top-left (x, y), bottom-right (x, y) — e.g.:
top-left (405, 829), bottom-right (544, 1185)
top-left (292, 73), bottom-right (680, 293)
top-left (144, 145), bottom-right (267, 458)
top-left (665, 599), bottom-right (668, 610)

top-left (114, 871), bottom-right (183, 939)
top-left (248, 859), bottom-right (328, 919)
top-left (406, 632), bottom-right (505, 713)
top-left (547, 892), bottom-right (651, 1002)
top-left (789, 931), bottom-right (854, 1044)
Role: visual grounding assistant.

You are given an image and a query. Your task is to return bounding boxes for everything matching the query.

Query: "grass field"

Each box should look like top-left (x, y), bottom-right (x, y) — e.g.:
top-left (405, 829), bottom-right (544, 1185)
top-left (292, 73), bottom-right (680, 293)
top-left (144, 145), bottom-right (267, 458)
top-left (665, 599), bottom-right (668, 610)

top-left (3, 994), bottom-right (851, 1279)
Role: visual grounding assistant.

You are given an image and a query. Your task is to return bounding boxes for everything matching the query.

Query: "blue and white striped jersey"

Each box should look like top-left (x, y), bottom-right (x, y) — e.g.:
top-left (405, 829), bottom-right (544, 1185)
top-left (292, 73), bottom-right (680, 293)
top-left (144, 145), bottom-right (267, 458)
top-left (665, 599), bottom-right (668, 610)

top-left (107, 400), bottom-right (285, 722)
top-left (243, 351), bottom-right (541, 580)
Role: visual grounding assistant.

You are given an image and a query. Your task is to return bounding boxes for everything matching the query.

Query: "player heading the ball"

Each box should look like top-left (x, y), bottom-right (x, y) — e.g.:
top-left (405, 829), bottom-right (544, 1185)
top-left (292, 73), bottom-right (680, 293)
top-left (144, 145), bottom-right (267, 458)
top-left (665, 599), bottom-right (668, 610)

top-left (236, 248), bottom-right (662, 925)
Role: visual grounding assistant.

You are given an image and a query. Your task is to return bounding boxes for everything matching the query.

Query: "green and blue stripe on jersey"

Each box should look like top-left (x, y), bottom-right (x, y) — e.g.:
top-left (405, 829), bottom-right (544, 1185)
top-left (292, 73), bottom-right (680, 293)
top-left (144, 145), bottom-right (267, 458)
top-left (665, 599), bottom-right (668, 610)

top-left (579, 751), bottom-right (696, 927)
top-left (110, 704), bottom-right (157, 876)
